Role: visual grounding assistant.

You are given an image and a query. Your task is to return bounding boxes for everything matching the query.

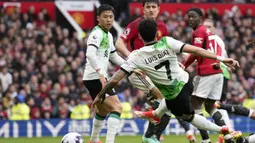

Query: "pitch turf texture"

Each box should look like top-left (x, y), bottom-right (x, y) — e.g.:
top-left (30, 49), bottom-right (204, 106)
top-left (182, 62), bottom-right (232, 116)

top-left (0, 134), bottom-right (250, 143)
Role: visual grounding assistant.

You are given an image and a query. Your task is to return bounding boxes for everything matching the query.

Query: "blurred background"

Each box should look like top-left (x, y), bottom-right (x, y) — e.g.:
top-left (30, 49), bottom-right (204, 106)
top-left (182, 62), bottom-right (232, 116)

top-left (0, 0), bottom-right (254, 139)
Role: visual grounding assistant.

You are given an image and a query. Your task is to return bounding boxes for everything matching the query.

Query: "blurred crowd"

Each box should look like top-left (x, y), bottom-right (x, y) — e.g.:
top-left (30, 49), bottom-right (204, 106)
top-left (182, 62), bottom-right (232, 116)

top-left (0, 3), bottom-right (254, 120)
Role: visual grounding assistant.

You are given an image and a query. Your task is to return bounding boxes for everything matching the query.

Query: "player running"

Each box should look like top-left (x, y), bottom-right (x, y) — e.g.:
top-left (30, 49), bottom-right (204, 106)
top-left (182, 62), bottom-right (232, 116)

top-left (92, 19), bottom-right (240, 143)
top-left (115, 0), bottom-right (194, 142)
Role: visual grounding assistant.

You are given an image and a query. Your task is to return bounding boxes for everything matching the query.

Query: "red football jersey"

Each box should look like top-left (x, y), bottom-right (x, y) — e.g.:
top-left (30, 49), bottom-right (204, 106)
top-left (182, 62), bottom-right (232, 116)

top-left (120, 17), bottom-right (168, 51)
top-left (189, 24), bottom-right (222, 76)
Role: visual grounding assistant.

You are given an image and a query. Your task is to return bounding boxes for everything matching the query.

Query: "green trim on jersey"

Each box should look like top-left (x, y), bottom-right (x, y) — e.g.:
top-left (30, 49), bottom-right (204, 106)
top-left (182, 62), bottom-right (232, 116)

top-left (92, 26), bottom-right (109, 49)
top-left (153, 37), bottom-right (168, 49)
top-left (154, 79), bottom-right (185, 100)
top-left (220, 62), bottom-right (231, 79)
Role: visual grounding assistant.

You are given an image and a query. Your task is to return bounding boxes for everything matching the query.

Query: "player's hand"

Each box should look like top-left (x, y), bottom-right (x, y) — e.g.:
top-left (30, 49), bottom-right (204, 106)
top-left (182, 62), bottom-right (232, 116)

top-left (99, 75), bottom-right (107, 89)
top-left (178, 62), bottom-right (185, 69)
top-left (133, 69), bottom-right (145, 78)
top-left (223, 58), bottom-right (240, 69)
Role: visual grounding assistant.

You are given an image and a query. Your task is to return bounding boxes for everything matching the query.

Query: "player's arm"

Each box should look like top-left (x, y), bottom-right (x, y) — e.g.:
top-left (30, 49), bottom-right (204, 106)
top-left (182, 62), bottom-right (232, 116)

top-left (86, 31), bottom-right (106, 79)
top-left (183, 32), bottom-right (205, 68)
top-left (115, 38), bottom-right (131, 58)
top-left (96, 69), bottom-right (127, 100)
top-left (166, 37), bottom-right (239, 69)
top-left (115, 24), bottom-right (137, 57)
top-left (109, 38), bottom-right (125, 66)
top-left (183, 54), bottom-right (196, 69)
top-left (92, 55), bottom-right (139, 107)
top-left (183, 44), bottom-right (239, 68)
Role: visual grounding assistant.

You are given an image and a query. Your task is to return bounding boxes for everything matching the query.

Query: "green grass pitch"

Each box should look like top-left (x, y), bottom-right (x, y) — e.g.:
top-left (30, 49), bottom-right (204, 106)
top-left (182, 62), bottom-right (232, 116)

top-left (0, 134), bottom-right (248, 143)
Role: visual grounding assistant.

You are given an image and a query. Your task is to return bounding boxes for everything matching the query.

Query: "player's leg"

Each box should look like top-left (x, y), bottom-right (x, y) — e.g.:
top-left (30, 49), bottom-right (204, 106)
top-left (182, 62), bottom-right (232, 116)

top-left (191, 75), bottom-right (211, 143)
top-left (205, 74), bottom-right (234, 143)
top-left (215, 102), bottom-right (255, 120)
top-left (205, 74), bottom-right (228, 127)
top-left (103, 95), bottom-right (122, 143)
top-left (220, 77), bottom-right (228, 103)
top-left (167, 80), bottom-right (229, 134)
top-left (128, 73), bottom-right (170, 143)
top-left (84, 80), bottom-right (106, 143)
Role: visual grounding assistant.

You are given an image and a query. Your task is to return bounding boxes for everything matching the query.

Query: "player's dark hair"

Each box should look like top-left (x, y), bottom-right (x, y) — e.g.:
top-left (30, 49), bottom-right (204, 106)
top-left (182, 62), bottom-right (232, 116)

top-left (97, 4), bottom-right (115, 16)
top-left (138, 19), bottom-right (157, 42)
top-left (188, 8), bottom-right (203, 17)
top-left (142, 0), bottom-right (160, 7)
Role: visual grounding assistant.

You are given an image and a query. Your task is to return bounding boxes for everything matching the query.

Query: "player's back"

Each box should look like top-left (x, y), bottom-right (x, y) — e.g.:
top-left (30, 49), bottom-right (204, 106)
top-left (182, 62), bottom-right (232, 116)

top-left (130, 37), bottom-right (189, 99)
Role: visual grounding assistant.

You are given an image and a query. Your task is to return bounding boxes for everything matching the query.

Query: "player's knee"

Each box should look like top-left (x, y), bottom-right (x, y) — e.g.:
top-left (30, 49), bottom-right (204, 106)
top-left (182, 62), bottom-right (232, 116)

top-left (191, 96), bottom-right (204, 109)
top-left (180, 114), bottom-right (194, 122)
top-left (204, 100), bottom-right (215, 114)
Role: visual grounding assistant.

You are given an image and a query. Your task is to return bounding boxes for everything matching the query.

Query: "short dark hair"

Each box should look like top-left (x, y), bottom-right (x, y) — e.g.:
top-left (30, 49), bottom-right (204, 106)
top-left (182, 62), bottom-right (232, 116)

top-left (138, 19), bottom-right (157, 42)
top-left (142, 0), bottom-right (160, 7)
top-left (97, 4), bottom-right (115, 16)
top-left (188, 8), bottom-right (203, 17)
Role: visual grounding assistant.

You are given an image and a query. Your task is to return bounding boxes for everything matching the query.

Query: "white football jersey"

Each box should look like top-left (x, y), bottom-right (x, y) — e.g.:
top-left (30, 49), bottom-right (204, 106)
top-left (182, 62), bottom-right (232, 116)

top-left (214, 35), bottom-right (227, 58)
top-left (121, 37), bottom-right (189, 100)
top-left (83, 26), bottom-right (116, 80)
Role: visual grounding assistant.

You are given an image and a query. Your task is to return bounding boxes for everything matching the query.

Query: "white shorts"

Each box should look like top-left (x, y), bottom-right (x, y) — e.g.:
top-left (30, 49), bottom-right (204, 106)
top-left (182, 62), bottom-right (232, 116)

top-left (192, 73), bottom-right (223, 100)
top-left (128, 73), bottom-right (155, 95)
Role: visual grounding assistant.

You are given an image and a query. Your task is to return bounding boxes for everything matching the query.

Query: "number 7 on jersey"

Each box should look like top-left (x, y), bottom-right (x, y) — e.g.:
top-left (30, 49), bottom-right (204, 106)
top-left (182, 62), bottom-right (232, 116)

top-left (154, 60), bottom-right (172, 80)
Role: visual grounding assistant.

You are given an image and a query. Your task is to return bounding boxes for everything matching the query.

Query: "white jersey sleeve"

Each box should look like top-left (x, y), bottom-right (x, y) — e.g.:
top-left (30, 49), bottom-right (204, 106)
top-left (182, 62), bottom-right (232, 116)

top-left (120, 51), bottom-right (139, 74)
top-left (166, 37), bottom-right (185, 53)
top-left (87, 29), bottom-right (103, 48)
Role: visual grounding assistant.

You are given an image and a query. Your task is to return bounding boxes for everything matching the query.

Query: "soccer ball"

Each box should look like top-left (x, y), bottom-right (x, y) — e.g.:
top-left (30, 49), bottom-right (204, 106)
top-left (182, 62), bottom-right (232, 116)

top-left (61, 132), bottom-right (84, 143)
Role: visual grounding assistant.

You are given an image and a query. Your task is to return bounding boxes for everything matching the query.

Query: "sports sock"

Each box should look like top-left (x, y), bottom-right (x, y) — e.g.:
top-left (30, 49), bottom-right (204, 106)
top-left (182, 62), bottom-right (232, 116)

top-left (177, 118), bottom-right (190, 132)
top-left (190, 114), bottom-right (221, 133)
top-left (154, 114), bottom-right (170, 140)
top-left (90, 113), bottom-right (105, 142)
top-left (197, 113), bottom-right (210, 141)
top-left (106, 112), bottom-right (121, 143)
top-left (220, 104), bottom-right (250, 117)
top-left (154, 98), bottom-right (168, 118)
top-left (218, 109), bottom-right (231, 127)
top-left (211, 108), bottom-right (226, 126)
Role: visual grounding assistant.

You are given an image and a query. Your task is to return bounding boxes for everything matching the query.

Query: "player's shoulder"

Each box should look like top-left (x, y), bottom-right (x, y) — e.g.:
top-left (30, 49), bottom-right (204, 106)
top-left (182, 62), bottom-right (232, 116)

top-left (156, 20), bottom-right (166, 26)
top-left (128, 50), bottom-right (140, 60)
top-left (90, 26), bottom-right (103, 37)
top-left (127, 17), bottom-right (143, 28)
top-left (194, 25), bottom-right (206, 33)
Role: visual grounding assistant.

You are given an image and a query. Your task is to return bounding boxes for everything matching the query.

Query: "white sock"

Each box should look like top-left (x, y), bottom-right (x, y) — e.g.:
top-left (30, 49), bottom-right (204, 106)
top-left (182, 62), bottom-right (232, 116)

top-left (106, 112), bottom-right (121, 143)
top-left (154, 98), bottom-right (168, 118)
top-left (90, 114), bottom-right (105, 142)
top-left (190, 114), bottom-right (222, 133)
top-left (248, 109), bottom-right (254, 118)
top-left (249, 134), bottom-right (255, 143)
top-left (219, 109), bottom-right (231, 127)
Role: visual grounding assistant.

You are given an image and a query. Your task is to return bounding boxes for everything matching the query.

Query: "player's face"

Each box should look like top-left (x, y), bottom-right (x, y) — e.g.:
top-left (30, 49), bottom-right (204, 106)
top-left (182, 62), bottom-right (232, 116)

top-left (203, 21), bottom-right (215, 33)
top-left (187, 11), bottom-right (201, 29)
top-left (97, 10), bottom-right (114, 31)
top-left (143, 2), bottom-right (159, 19)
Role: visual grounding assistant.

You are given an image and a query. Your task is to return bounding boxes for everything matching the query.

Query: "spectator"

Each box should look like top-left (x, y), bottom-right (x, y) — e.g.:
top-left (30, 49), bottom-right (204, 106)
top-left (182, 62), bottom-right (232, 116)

top-left (10, 94), bottom-right (30, 120)
top-left (0, 65), bottom-right (12, 93)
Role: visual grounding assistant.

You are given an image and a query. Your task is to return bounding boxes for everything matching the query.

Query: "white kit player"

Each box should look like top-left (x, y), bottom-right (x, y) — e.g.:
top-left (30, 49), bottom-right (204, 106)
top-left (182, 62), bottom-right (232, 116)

top-left (92, 19), bottom-right (241, 141)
